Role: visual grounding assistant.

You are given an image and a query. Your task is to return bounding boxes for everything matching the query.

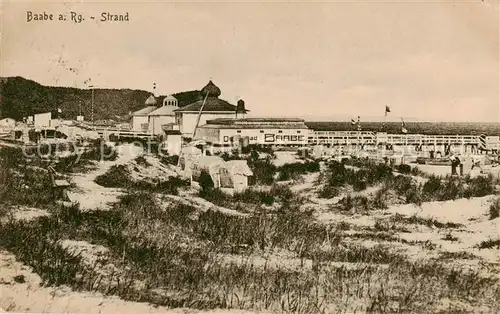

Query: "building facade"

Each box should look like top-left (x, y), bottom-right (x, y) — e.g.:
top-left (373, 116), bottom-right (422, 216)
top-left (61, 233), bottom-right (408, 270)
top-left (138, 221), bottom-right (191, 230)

top-left (307, 131), bottom-right (500, 155)
top-left (174, 81), bottom-right (248, 138)
top-left (147, 95), bottom-right (179, 135)
top-left (195, 118), bottom-right (311, 148)
top-left (0, 117), bottom-right (16, 128)
top-left (131, 106), bottom-right (157, 132)
top-left (34, 112), bottom-right (52, 128)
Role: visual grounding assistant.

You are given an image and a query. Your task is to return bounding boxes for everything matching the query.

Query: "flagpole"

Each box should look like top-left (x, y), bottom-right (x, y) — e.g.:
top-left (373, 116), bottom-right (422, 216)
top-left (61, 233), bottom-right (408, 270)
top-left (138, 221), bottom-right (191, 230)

top-left (91, 86), bottom-right (94, 129)
top-left (384, 111), bottom-right (387, 132)
top-left (357, 116), bottom-right (361, 157)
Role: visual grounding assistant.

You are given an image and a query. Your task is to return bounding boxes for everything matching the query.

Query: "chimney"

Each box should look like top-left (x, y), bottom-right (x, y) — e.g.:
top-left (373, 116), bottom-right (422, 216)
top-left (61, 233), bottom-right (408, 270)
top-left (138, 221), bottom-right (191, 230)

top-left (236, 99), bottom-right (246, 119)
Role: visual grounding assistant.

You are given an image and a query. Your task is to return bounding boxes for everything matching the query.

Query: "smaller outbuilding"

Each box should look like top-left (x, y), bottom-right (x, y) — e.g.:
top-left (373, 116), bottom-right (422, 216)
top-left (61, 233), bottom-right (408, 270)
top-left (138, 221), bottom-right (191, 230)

top-left (181, 153), bottom-right (253, 192)
top-left (131, 106), bottom-right (157, 132)
top-left (224, 160), bottom-right (253, 192)
top-left (0, 117), bottom-right (16, 129)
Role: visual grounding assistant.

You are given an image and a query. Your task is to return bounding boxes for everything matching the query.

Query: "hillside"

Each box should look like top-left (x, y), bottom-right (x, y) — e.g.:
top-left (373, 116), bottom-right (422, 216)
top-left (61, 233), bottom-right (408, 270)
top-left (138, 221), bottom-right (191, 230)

top-left (0, 76), bottom-right (202, 121)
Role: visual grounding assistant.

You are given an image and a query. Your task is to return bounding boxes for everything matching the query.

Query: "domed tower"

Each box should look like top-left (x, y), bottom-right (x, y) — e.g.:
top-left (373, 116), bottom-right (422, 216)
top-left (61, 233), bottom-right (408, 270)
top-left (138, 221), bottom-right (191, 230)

top-left (145, 94), bottom-right (157, 106)
top-left (201, 80), bottom-right (221, 98)
top-left (162, 95), bottom-right (178, 107)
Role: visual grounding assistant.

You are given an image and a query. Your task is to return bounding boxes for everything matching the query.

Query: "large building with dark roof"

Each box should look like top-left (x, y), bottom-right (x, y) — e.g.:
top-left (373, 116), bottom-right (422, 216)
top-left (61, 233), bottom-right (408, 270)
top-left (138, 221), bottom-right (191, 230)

top-left (174, 80), bottom-right (248, 138)
top-left (195, 117), bottom-right (311, 148)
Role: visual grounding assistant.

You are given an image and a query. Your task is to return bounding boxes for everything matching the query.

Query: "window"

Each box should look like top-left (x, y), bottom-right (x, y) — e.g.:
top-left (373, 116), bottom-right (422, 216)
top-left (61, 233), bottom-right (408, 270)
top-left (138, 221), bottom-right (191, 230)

top-left (278, 130), bottom-right (283, 133)
top-left (260, 130), bottom-right (264, 133)
top-left (237, 130), bottom-right (241, 133)
top-left (297, 130), bottom-right (301, 134)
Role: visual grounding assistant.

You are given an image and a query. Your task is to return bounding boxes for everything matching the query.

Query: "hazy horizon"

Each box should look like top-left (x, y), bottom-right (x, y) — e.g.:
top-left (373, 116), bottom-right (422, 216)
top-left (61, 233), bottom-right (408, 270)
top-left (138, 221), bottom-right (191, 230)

top-left (1, 0), bottom-right (499, 122)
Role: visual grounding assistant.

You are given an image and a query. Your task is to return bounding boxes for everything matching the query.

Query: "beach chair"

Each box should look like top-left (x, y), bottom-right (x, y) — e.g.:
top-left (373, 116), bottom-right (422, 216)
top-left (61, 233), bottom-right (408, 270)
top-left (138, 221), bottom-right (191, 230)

top-left (48, 165), bottom-right (71, 200)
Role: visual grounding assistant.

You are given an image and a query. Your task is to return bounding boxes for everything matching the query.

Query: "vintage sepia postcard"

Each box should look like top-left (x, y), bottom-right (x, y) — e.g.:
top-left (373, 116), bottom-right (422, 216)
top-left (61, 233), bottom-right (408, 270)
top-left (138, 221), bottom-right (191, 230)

top-left (0, 0), bottom-right (499, 313)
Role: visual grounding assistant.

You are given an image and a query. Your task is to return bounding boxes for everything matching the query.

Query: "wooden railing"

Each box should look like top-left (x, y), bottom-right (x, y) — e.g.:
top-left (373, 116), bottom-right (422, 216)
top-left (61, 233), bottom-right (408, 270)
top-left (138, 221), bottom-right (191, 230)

top-left (307, 131), bottom-right (487, 147)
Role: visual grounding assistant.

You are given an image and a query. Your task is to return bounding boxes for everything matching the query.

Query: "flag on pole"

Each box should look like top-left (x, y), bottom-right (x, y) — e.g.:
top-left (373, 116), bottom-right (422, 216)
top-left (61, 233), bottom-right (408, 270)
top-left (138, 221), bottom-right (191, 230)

top-left (351, 118), bottom-right (356, 125)
top-left (385, 105), bottom-right (391, 116)
top-left (401, 118), bottom-right (408, 134)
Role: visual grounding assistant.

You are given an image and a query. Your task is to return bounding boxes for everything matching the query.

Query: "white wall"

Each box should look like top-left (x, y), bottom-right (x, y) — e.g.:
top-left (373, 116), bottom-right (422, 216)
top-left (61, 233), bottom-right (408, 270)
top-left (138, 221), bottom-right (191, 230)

top-left (132, 116), bottom-right (149, 132)
top-left (163, 134), bottom-right (182, 155)
top-left (209, 128), bottom-right (310, 145)
top-left (233, 175), bottom-right (248, 192)
top-left (50, 119), bottom-right (60, 128)
top-left (148, 115), bottom-right (176, 135)
top-left (195, 127), bottom-right (221, 143)
top-left (179, 112), bottom-right (236, 137)
top-left (34, 112), bottom-right (51, 128)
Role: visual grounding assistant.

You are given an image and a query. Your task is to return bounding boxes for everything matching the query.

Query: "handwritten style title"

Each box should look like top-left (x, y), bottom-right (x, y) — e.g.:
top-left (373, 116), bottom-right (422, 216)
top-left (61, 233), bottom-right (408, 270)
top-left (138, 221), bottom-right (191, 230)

top-left (26, 11), bottom-right (130, 23)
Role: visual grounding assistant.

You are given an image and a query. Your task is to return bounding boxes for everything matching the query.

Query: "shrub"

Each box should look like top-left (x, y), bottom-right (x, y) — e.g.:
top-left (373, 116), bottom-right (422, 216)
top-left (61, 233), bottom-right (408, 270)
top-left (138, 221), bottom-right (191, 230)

top-left (160, 154), bottom-right (179, 166)
top-left (135, 155), bottom-right (150, 167)
top-left (351, 176), bottom-right (367, 191)
top-left (396, 164), bottom-right (412, 174)
top-left (323, 160), bottom-right (393, 192)
top-left (233, 189), bottom-right (275, 205)
top-left (0, 165), bottom-right (54, 207)
top-left (368, 163), bottom-right (393, 184)
top-left (277, 161), bottom-right (320, 181)
top-left (220, 152), bottom-right (241, 161)
top-left (437, 177), bottom-right (466, 201)
top-left (464, 175), bottom-right (495, 198)
top-left (318, 185), bottom-right (340, 198)
top-left (339, 195), bottom-right (370, 211)
top-left (0, 146), bottom-right (26, 167)
top-left (410, 167), bottom-right (426, 177)
top-left (94, 165), bottom-right (187, 195)
top-left (156, 177), bottom-right (190, 195)
top-left (477, 239), bottom-right (500, 249)
top-left (199, 170), bottom-right (214, 193)
top-left (249, 150), bottom-right (259, 162)
top-left (405, 185), bottom-right (423, 205)
top-left (54, 154), bottom-right (94, 173)
top-left (489, 198), bottom-right (500, 220)
top-left (248, 158), bottom-right (277, 185)
top-left (372, 188), bottom-right (389, 209)
top-left (94, 165), bottom-right (131, 188)
top-left (422, 175), bottom-right (442, 199)
top-left (270, 184), bottom-right (294, 204)
top-left (389, 175), bottom-right (414, 195)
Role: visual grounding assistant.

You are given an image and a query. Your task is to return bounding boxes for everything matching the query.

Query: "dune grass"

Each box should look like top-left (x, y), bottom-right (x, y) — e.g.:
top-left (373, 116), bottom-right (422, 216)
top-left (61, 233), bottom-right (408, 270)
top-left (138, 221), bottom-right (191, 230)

top-left (318, 159), bottom-right (499, 211)
top-left (489, 197), bottom-right (500, 220)
top-left (94, 164), bottom-right (189, 195)
top-left (1, 149), bottom-right (499, 312)
top-left (0, 190), bottom-right (498, 313)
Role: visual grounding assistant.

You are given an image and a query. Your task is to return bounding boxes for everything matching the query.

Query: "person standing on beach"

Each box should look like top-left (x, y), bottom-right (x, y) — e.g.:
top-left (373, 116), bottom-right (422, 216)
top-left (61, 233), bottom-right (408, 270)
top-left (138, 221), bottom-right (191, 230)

top-left (450, 154), bottom-right (457, 175)
top-left (456, 155), bottom-right (463, 176)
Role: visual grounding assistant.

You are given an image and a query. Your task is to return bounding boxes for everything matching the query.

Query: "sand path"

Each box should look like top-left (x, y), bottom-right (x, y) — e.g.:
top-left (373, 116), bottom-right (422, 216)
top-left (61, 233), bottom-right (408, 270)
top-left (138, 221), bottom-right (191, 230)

top-left (67, 144), bottom-right (143, 211)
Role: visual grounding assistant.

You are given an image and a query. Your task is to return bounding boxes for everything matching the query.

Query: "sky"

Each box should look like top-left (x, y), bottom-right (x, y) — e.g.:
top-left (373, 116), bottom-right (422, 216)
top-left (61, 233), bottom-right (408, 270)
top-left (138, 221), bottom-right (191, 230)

top-left (1, 0), bottom-right (499, 122)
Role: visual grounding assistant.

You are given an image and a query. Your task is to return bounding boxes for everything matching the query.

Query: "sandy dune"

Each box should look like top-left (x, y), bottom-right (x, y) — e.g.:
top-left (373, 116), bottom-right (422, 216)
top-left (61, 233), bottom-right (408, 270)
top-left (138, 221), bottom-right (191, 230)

top-left (0, 250), bottom-right (267, 314)
top-left (67, 144), bottom-right (143, 211)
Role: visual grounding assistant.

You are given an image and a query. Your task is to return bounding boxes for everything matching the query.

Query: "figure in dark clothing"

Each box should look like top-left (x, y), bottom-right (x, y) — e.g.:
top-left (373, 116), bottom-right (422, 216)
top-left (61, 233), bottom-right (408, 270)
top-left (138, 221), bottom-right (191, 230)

top-left (456, 156), bottom-right (463, 176)
top-left (450, 155), bottom-right (463, 176)
top-left (450, 155), bottom-right (458, 175)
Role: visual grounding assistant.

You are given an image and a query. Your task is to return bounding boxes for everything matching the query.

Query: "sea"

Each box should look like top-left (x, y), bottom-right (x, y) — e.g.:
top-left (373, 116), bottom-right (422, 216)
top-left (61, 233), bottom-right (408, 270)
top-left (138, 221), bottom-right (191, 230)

top-left (305, 122), bottom-right (500, 136)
